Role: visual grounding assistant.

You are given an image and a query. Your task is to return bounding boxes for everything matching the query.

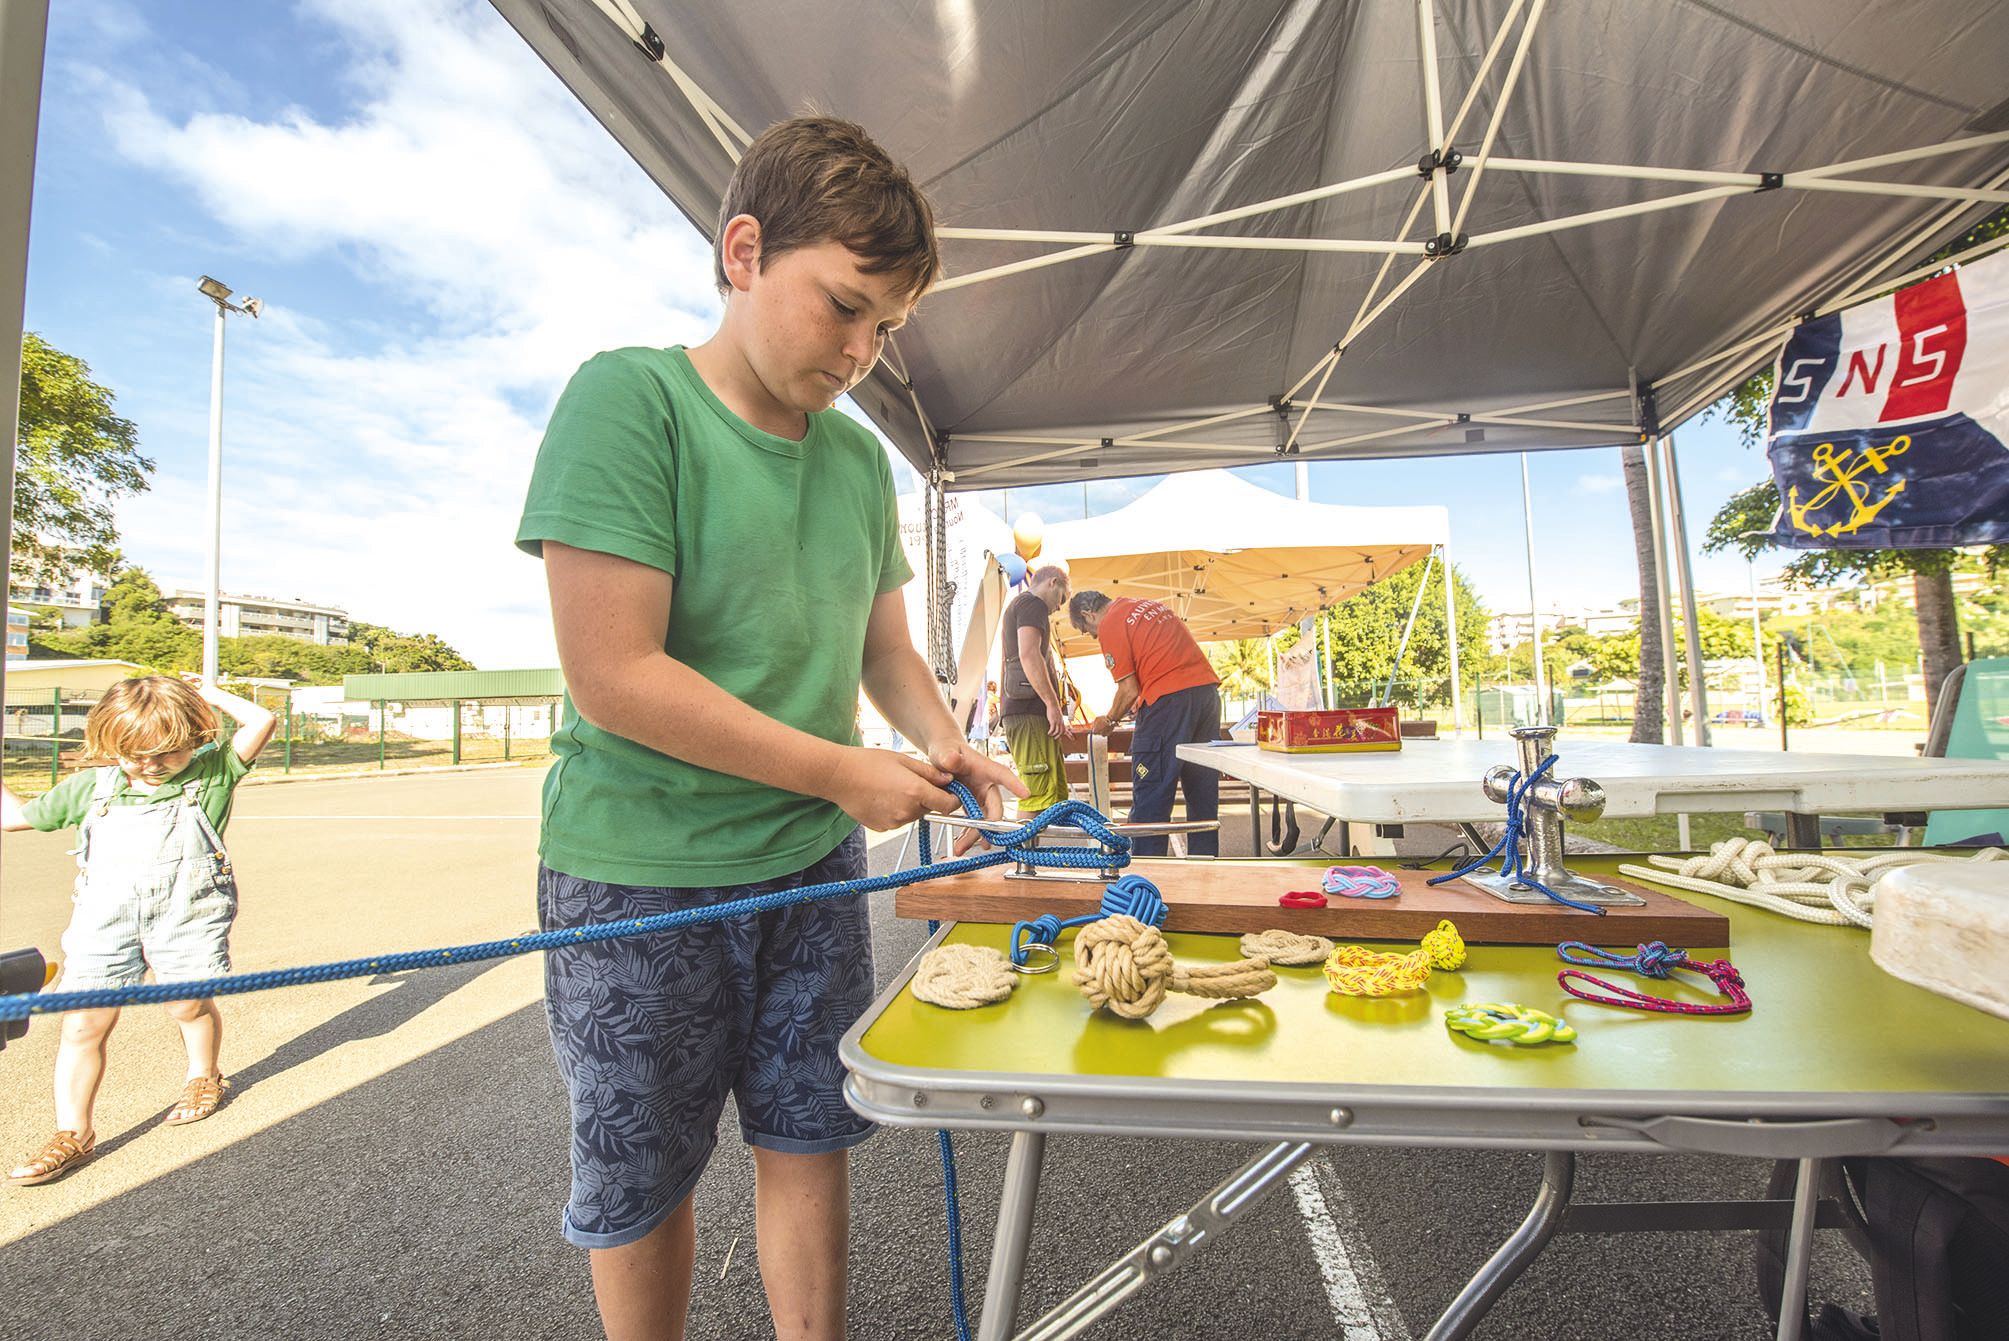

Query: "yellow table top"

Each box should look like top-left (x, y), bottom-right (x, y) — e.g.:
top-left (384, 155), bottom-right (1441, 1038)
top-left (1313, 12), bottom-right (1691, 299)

top-left (852, 856), bottom-right (2009, 1105)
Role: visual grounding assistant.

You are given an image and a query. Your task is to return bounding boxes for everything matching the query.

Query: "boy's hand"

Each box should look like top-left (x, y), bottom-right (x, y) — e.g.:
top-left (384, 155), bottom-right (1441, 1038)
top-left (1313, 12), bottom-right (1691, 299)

top-left (926, 739), bottom-right (1030, 856)
top-left (1044, 702), bottom-right (1074, 741)
top-left (824, 747), bottom-right (960, 835)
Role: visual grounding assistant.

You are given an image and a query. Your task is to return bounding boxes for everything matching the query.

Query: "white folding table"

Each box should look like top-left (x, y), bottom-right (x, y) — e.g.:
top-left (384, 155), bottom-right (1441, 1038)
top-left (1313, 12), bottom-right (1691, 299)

top-left (1176, 738), bottom-right (2009, 852)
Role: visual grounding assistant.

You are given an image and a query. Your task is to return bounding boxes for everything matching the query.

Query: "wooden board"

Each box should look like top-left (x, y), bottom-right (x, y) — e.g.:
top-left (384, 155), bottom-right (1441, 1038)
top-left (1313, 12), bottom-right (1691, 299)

top-left (894, 859), bottom-right (1729, 947)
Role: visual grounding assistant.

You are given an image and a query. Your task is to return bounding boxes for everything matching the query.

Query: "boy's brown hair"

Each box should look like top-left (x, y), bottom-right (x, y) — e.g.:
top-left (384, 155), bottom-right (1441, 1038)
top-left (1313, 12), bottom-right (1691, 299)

top-left (82, 676), bottom-right (219, 763)
top-left (713, 115), bottom-right (940, 302)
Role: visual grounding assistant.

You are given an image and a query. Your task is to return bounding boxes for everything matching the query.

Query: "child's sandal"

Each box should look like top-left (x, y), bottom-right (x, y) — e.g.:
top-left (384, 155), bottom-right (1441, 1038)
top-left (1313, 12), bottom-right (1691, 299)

top-left (163, 1074), bottom-right (230, 1126)
top-left (7, 1130), bottom-right (96, 1186)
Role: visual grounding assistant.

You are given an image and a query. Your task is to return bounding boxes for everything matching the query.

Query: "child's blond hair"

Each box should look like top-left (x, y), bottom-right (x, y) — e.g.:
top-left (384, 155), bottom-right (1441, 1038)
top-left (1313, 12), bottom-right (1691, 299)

top-left (82, 677), bottom-right (219, 764)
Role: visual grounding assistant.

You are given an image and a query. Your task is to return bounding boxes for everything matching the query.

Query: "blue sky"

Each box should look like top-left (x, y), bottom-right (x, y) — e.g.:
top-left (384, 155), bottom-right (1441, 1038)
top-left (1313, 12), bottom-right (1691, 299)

top-left (24, 0), bottom-right (1787, 667)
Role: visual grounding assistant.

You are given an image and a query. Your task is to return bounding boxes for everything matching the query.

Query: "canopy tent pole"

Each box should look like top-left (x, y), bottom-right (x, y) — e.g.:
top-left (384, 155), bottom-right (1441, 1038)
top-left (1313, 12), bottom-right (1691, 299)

top-left (1661, 434), bottom-right (1712, 746)
top-left (1749, 560), bottom-right (1769, 729)
top-left (1447, 0), bottom-right (1547, 240)
top-left (1517, 455), bottom-right (1548, 723)
top-left (934, 147), bottom-right (2009, 294)
top-left (1643, 436), bottom-right (1682, 745)
top-left (1, 0), bottom-right (48, 734)
top-left (1441, 541), bottom-right (1464, 737)
top-left (952, 196), bottom-right (2009, 485)
top-left (1381, 549), bottom-right (1437, 707)
top-left (1321, 614), bottom-right (1334, 709)
top-left (1415, 0), bottom-right (1453, 239)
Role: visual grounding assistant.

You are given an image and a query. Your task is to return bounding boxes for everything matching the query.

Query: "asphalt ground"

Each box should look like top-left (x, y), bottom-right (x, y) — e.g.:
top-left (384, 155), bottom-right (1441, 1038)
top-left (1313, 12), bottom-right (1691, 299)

top-left (0, 768), bottom-right (1874, 1339)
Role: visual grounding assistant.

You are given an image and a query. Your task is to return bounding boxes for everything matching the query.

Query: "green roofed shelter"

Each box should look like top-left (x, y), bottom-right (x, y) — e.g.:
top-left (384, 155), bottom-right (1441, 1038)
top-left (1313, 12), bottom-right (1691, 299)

top-left (341, 669), bottom-right (565, 705)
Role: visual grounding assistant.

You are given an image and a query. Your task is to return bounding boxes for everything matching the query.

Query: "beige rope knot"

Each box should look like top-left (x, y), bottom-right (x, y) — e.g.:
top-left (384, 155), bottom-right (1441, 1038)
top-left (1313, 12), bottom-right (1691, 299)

top-left (1074, 915), bottom-right (1277, 1019)
top-left (912, 944), bottom-right (1017, 1009)
top-left (1240, 929), bottom-right (1335, 966)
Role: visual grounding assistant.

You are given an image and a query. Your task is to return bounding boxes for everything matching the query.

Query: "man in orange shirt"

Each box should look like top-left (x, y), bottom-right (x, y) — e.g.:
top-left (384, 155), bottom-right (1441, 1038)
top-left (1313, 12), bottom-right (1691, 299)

top-left (1067, 591), bottom-right (1222, 856)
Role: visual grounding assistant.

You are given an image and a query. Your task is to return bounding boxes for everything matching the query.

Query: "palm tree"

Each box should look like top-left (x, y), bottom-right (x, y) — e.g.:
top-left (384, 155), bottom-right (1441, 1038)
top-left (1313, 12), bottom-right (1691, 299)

top-left (1621, 444), bottom-right (1666, 742)
top-left (1207, 638), bottom-right (1272, 714)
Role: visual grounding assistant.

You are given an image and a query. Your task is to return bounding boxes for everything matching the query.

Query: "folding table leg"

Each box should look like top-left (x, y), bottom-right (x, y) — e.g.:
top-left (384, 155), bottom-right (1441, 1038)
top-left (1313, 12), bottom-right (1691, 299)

top-left (1773, 1157), bottom-right (1826, 1341)
top-left (1014, 1140), bottom-right (1314, 1341)
top-left (1424, 1151), bottom-right (1575, 1340)
top-left (977, 1130), bottom-right (1047, 1341)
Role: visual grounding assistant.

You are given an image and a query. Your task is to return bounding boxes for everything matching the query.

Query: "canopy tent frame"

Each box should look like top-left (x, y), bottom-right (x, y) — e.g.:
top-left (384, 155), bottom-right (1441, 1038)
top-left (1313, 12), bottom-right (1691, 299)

top-left (553, 0), bottom-right (2009, 485)
top-left (6, 2), bottom-right (2007, 743)
top-left (526, 0), bottom-right (2009, 737)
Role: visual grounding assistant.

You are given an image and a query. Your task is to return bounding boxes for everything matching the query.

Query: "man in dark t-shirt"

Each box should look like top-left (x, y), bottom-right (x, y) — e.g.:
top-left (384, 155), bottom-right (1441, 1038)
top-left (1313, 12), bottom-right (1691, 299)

top-left (998, 566), bottom-right (1073, 811)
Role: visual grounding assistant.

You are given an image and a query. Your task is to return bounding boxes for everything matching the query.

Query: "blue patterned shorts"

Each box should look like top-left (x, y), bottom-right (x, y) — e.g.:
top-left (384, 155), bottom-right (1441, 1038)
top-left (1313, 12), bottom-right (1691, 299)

top-left (538, 828), bottom-right (876, 1248)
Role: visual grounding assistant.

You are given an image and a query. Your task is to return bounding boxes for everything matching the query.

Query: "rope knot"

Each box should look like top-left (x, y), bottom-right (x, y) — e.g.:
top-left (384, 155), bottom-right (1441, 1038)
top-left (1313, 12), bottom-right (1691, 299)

top-left (1421, 919), bottom-right (1467, 970)
top-left (1632, 941), bottom-right (1682, 976)
top-left (1073, 916), bottom-right (1275, 1019)
top-left (1101, 875), bottom-right (1167, 926)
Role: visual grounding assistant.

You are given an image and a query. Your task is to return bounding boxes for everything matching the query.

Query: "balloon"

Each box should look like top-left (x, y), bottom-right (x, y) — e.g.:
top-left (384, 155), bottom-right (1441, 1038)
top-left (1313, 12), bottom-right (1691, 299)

top-left (1013, 513), bottom-right (1045, 561)
top-left (997, 553), bottom-right (1028, 586)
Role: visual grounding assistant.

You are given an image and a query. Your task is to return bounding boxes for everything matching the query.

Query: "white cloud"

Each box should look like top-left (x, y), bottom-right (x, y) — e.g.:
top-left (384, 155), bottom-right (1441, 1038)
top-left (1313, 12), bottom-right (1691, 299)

top-left (93, 0), bottom-right (729, 667)
top-left (1573, 471), bottom-right (1623, 495)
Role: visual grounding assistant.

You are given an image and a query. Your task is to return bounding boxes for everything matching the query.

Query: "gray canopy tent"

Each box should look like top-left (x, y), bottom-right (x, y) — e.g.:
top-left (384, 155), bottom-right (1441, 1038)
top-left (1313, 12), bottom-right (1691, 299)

top-left (477, 0), bottom-right (2009, 704)
top-left (3, 1), bottom-right (2008, 690)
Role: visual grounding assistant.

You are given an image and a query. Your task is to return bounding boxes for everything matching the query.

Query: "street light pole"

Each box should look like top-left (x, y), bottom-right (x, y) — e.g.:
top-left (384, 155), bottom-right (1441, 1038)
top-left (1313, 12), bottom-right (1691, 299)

top-left (196, 276), bottom-right (259, 687)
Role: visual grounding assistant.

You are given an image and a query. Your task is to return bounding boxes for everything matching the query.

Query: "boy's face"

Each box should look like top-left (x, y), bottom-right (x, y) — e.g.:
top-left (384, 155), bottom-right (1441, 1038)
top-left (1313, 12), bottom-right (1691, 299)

top-left (119, 745), bottom-right (197, 789)
top-left (730, 226), bottom-right (917, 416)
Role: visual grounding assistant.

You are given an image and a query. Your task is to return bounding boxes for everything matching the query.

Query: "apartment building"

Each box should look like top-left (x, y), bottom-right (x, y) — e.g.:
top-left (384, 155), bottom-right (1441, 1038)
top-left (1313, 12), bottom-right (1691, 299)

top-left (161, 584), bottom-right (351, 646)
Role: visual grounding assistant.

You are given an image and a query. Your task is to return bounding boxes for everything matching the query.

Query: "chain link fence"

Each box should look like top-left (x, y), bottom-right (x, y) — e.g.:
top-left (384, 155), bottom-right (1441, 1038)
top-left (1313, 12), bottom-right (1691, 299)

top-left (4, 685), bottom-right (564, 796)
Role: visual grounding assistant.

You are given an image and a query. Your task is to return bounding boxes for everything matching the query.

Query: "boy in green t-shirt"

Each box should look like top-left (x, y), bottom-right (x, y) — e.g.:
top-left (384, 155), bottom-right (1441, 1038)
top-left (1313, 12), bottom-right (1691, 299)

top-left (516, 115), bottom-right (1022, 1340)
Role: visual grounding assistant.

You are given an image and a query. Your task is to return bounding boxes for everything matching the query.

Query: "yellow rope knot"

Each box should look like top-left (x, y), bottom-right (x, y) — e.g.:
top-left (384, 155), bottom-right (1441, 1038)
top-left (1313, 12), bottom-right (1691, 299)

top-left (1073, 915), bottom-right (1277, 1019)
top-left (1323, 919), bottom-right (1467, 997)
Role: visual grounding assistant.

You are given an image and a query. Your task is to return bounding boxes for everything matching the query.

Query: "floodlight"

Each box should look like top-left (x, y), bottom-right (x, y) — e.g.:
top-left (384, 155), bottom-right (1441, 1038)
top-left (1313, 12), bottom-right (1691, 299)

top-left (198, 275), bottom-right (232, 303)
top-left (242, 297), bottom-right (264, 318)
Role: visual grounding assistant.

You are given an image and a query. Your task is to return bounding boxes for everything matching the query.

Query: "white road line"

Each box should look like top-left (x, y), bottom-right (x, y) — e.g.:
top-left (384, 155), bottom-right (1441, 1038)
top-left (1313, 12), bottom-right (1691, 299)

top-left (1289, 1156), bottom-right (1413, 1341)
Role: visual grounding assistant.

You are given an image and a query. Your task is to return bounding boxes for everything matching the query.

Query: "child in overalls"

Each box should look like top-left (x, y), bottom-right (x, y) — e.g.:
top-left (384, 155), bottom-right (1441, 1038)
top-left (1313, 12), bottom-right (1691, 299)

top-left (2, 675), bottom-right (276, 1186)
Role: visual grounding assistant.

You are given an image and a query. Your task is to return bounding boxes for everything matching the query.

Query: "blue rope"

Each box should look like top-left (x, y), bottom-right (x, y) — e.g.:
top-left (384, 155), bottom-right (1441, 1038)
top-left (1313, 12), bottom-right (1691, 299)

top-left (1558, 940), bottom-right (1685, 976)
top-left (1425, 756), bottom-right (1605, 916)
top-left (1007, 872), bottom-right (1166, 965)
top-left (0, 782), bottom-right (1131, 1024)
top-left (936, 1128), bottom-right (972, 1341)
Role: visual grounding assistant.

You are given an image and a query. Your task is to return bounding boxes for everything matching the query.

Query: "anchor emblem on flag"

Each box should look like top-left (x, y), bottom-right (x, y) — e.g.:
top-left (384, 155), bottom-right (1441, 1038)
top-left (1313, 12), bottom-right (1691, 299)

top-left (1786, 435), bottom-right (1911, 538)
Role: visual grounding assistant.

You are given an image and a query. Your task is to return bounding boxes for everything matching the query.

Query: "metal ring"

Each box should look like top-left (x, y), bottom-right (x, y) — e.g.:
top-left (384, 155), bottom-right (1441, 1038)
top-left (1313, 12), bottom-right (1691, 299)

top-left (1010, 943), bottom-right (1060, 975)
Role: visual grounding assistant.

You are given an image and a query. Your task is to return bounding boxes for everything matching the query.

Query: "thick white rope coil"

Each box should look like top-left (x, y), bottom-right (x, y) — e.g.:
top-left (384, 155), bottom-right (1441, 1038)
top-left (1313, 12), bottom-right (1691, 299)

top-left (1619, 837), bottom-right (2006, 929)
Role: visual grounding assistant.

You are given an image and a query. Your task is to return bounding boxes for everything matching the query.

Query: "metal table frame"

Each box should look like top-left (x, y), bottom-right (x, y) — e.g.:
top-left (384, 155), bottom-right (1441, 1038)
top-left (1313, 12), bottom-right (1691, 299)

top-left (843, 921), bottom-right (2008, 1341)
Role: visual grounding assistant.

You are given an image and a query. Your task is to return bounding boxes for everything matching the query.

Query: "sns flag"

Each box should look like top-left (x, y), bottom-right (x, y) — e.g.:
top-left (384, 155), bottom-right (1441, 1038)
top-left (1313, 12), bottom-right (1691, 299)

top-left (1766, 248), bottom-right (2009, 549)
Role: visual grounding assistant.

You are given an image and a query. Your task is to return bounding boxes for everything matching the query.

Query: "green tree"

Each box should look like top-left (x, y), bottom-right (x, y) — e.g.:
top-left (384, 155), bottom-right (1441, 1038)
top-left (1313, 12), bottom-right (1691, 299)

top-left (13, 333), bottom-right (153, 581)
top-left (1206, 637), bottom-right (1273, 708)
top-left (1703, 206), bottom-right (2009, 719)
top-left (1317, 559), bottom-right (1491, 709)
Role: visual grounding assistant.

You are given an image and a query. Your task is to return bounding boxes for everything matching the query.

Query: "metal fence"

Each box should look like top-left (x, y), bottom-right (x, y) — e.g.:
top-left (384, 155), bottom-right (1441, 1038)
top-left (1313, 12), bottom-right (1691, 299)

top-left (3, 687), bottom-right (564, 796)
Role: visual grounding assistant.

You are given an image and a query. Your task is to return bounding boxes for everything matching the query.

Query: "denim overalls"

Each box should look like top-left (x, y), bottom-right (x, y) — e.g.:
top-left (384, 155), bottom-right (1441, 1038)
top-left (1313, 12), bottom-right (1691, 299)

top-left (56, 765), bottom-right (239, 992)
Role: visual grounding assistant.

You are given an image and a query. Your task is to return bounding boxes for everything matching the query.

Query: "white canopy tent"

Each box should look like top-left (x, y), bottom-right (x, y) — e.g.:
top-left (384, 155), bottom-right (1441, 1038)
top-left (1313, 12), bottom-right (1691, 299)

top-left (1042, 466), bottom-right (1448, 638)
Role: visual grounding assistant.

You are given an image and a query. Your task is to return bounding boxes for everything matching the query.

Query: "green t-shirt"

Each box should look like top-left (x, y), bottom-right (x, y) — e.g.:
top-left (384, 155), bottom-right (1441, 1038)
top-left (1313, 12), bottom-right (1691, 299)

top-left (516, 346), bottom-right (913, 887)
top-left (22, 742), bottom-right (253, 835)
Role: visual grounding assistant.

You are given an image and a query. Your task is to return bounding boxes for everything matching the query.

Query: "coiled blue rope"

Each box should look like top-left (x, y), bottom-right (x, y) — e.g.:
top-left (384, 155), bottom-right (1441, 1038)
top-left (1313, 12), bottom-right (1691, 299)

top-left (1425, 756), bottom-right (1605, 916)
top-left (0, 782), bottom-right (1130, 1024)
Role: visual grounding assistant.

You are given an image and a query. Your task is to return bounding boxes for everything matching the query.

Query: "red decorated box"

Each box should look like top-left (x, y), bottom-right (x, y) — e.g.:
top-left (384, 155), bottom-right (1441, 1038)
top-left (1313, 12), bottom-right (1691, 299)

top-left (1255, 706), bottom-right (1401, 753)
